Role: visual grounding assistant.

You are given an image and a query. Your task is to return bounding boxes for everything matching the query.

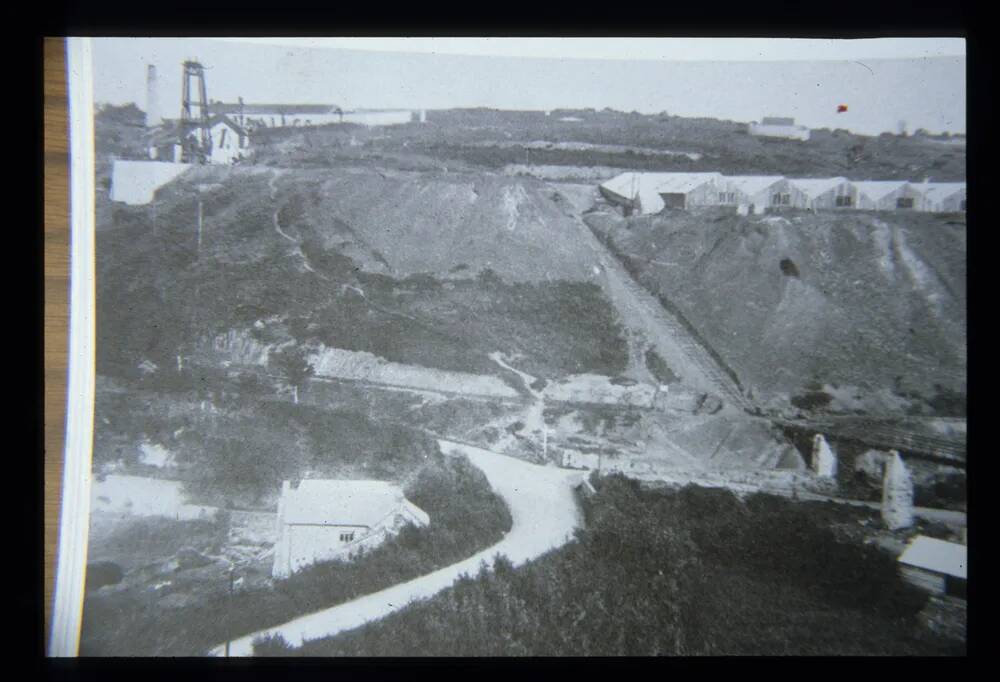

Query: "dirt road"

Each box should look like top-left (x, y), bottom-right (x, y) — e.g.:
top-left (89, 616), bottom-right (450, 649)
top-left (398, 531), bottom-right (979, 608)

top-left (209, 440), bottom-right (584, 656)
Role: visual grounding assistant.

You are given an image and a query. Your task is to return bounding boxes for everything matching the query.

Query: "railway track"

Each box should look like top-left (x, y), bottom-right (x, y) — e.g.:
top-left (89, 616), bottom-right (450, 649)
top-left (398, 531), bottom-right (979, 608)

top-left (589, 230), bottom-right (754, 412)
top-left (777, 417), bottom-right (966, 464)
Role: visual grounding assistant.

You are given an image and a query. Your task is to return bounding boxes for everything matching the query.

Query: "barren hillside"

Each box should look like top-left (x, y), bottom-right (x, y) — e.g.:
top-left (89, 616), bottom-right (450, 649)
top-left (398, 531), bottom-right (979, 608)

top-left (586, 208), bottom-right (966, 415)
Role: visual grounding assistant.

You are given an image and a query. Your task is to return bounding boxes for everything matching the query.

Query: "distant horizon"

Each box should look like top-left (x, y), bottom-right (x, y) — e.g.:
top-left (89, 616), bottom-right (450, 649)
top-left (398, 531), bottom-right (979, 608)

top-left (98, 100), bottom-right (967, 139)
top-left (91, 38), bottom-right (966, 136)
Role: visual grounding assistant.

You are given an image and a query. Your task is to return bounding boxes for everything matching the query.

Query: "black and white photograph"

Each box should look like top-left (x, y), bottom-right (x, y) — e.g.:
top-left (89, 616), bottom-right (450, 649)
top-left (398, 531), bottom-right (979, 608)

top-left (50, 36), bottom-right (966, 657)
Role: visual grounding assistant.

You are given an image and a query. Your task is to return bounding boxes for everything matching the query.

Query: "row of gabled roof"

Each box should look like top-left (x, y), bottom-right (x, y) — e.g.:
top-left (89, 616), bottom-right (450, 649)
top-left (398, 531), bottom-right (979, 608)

top-left (600, 171), bottom-right (966, 211)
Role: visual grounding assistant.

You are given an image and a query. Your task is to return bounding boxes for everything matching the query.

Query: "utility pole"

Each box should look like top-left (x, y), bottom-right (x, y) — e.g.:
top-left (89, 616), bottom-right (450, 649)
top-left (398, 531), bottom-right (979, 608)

top-left (224, 565), bottom-right (235, 657)
top-left (197, 199), bottom-right (203, 253)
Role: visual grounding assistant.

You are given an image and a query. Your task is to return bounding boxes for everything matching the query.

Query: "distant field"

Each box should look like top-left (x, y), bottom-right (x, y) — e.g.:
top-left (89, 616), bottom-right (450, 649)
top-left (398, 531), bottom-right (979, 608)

top-left (247, 107), bottom-right (965, 182)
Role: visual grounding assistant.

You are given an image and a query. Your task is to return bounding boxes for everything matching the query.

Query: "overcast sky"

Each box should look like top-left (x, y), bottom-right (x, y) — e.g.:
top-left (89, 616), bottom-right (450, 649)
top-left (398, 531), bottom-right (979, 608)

top-left (90, 38), bottom-right (966, 136)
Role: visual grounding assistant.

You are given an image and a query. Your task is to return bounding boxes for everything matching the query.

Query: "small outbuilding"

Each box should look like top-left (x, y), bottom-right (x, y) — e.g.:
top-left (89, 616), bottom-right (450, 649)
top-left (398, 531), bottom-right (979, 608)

top-left (600, 172), bottom-right (723, 215)
top-left (898, 535), bottom-right (967, 599)
top-left (272, 479), bottom-right (430, 579)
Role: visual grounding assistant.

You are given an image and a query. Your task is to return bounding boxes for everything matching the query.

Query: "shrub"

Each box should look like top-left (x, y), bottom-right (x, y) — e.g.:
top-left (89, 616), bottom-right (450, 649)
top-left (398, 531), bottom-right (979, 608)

top-left (252, 634), bottom-right (295, 656)
top-left (85, 562), bottom-right (124, 591)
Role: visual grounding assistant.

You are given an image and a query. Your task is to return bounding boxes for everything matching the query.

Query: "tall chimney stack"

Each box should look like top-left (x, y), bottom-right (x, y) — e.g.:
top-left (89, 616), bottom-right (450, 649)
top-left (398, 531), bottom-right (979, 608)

top-left (145, 64), bottom-right (162, 128)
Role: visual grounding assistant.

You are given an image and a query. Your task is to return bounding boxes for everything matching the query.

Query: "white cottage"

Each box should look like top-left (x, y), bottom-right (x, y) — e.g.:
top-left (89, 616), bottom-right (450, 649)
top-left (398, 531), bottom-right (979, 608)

top-left (206, 115), bottom-right (250, 165)
top-left (272, 479), bottom-right (430, 579)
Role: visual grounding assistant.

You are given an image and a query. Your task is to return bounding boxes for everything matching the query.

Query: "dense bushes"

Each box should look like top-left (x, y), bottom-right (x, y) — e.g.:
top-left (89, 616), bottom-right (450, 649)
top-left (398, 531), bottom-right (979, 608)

top-left (290, 477), bottom-right (960, 656)
top-left (80, 452), bottom-right (511, 656)
top-left (177, 401), bottom-right (440, 508)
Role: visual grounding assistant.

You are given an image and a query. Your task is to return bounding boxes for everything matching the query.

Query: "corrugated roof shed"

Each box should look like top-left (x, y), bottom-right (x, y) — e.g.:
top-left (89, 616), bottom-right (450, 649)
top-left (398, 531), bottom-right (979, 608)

top-left (602, 172), bottom-right (724, 213)
top-left (788, 177), bottom-right (850, 199)
top-left (654, 172), bottom-right (724, 194)
top-left (282, 479), bottom-right (428, 528)
top-left (898, 535), bottom-right (967, 579)
top-left (726, 175), bottom-right (786, 196)
top-left (920, 182), bottom-right (966, 202)
top-left (854, 180), bottom-right (909, 202)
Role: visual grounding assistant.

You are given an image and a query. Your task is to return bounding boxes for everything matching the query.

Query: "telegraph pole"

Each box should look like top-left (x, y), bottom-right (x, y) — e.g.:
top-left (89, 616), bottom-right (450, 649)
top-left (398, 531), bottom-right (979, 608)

top-left (224, 565), bottom-right (234, 657)
top-left (197, 199), bottom-right (203, 253)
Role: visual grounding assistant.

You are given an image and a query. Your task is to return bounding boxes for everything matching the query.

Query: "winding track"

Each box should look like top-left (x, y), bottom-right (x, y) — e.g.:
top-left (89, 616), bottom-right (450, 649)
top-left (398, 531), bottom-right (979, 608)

top-left (208, 440), bottom-right (584, 657)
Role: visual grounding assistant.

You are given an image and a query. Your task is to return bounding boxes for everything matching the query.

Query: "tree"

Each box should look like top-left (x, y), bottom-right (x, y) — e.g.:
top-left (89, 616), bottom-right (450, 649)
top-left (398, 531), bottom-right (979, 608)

top-left (270, 345), bottom-right (315, 404)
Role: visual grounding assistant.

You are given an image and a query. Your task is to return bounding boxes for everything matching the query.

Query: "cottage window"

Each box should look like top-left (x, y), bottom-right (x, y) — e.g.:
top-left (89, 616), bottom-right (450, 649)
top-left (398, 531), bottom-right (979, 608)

top-left (772, 194), bottom-right (782, 206)
top-left (781, 194), bottom-right (791, 205)
top-left (339, 531), bottom-right (355, 542)
top-left (219, 129), bottom-right (228, 148)
top-left (835, 194), bottom-right (854, 207)
top-left (897, 197), bottom-right (915, 209)
top-left (719, 192), bottom-right (727, 204)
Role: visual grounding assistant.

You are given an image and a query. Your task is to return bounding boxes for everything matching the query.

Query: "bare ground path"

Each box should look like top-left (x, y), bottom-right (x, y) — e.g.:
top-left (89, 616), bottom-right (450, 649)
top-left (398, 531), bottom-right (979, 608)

top-left (209, 440), bottom-right (584, 657)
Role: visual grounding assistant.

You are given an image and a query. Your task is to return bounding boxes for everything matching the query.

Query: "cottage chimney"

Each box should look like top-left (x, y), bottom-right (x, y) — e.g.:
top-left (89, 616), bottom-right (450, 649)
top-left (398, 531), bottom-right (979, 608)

top-left (145, 64), bottom-right (162, 128)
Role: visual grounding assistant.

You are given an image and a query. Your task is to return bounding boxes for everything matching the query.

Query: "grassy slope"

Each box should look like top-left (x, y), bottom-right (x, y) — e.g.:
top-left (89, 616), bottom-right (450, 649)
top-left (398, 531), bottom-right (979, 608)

top-left (588, 209), bottom-right (966, 412)
top-left (286, 477), bottom-right (961, 656)
top-left (96, 166), bottom-right (628, 381)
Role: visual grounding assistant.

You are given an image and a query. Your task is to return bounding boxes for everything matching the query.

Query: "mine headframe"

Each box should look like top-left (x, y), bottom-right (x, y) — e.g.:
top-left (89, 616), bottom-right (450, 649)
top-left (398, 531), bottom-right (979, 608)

top-left (180, 60), bottom-right (212, 164)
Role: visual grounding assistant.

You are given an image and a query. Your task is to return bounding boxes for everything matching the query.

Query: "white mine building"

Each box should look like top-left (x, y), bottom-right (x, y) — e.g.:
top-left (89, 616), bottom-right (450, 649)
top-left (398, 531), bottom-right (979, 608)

top-left (211, 102), bottom-right (424, 130)
top-left (748, 116), bottom-right (811, 141)
top-left (271, 479), bottom-right (430, 579)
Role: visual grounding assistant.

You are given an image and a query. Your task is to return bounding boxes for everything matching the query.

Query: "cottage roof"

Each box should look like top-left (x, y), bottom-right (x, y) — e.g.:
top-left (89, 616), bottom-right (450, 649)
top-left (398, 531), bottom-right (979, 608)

top-left (281, 479), bottom-right (428, 528)
top-left (898, 535), bottom-right (967, 579)
top-left (788, 177), bottom-right (850, 199)
top-left (207, 114), bottom-right (248, 136)
top-left (854, 180), bottom-right (909, 202)
top-left (725, 175), bottom-right (787, 196)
